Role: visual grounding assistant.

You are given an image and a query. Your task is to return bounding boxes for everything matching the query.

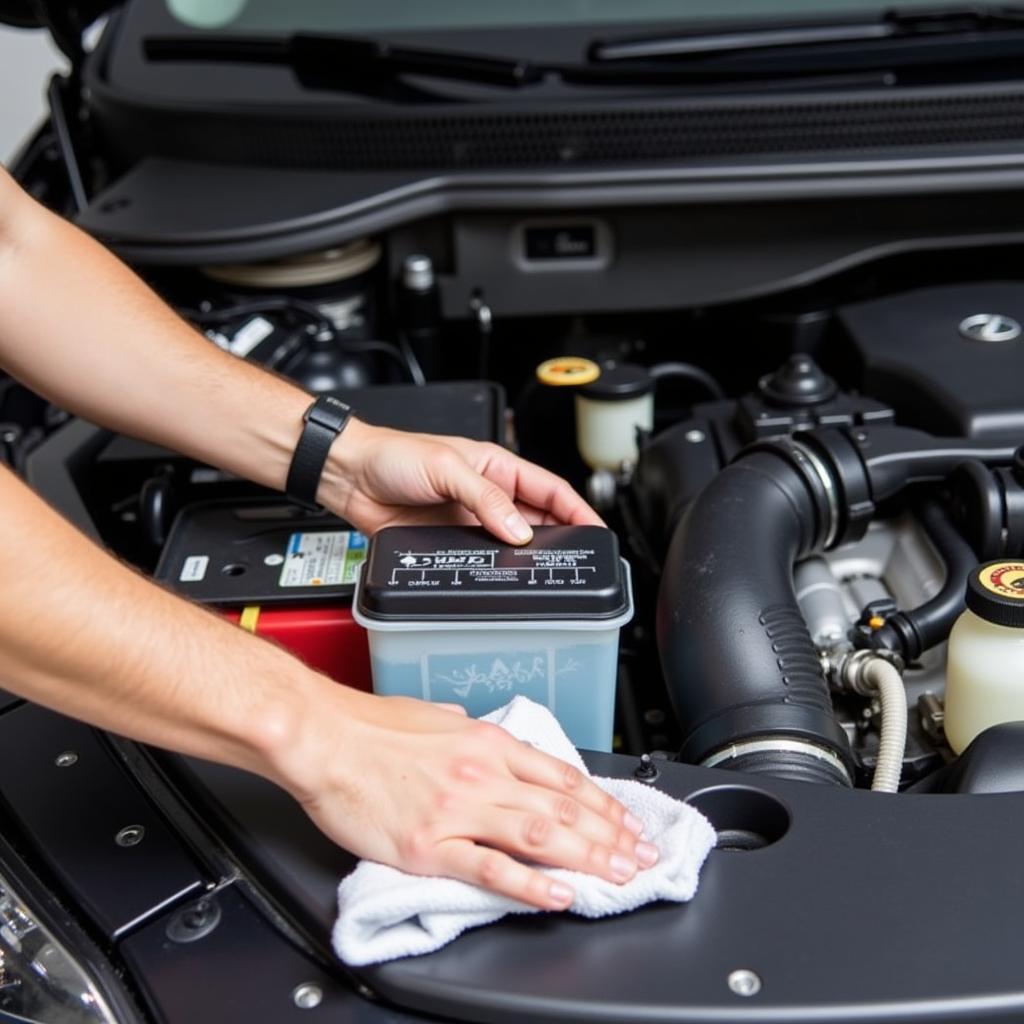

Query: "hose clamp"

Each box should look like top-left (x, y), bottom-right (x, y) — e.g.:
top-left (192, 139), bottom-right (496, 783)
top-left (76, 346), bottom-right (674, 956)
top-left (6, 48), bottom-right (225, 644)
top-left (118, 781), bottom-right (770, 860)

top-left (741, 436), bottom-right (840, 551)
top-left (835, 648), bottom-right (905, 696)
top-left (792, 439), bottom-right (840, 550)
top-left (701, 736), bottom-right (852, 784)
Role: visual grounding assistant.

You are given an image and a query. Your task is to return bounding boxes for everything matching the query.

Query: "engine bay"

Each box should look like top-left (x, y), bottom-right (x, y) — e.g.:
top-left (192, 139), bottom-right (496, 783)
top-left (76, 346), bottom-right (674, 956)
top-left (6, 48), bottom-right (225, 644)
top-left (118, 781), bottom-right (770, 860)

top-left (11, 4), bottom-right (1024, 1018)
top-left (12, 223), bottom-right (1024, 802)
top-left (11, 159), bottom-right (1024, 1024)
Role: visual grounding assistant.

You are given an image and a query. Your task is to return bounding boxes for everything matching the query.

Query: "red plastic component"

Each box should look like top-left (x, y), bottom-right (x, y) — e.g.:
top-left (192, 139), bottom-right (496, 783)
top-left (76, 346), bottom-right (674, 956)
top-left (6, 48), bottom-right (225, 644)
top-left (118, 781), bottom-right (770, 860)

top-left (222, 605), bottom-right (371, 692)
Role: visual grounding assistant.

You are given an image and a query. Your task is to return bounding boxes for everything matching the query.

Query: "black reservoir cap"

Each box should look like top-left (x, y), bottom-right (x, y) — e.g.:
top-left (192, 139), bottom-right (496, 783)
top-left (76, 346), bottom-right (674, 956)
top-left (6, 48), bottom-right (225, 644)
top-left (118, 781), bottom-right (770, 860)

top-left (966, 560), bottom-right (1024, 628)
top-left (356, 525), bottom-right (630, 621)
top-left (580, 363), bottom-right (653, 402)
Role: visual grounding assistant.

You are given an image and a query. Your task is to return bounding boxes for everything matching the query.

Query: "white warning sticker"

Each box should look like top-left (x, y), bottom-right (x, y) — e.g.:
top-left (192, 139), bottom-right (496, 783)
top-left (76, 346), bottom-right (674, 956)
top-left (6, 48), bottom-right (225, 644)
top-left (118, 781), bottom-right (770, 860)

top-left (179, 555), bottom-right (209, 583)
top-left (279, 531), bottom-right (367, 588)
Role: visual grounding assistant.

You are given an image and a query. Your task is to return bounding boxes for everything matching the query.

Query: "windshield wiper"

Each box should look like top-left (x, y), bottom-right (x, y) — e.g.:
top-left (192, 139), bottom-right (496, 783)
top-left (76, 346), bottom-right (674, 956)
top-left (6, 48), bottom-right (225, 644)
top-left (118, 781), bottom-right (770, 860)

top-left (589, 5), bottom-right (1024, 65)
top-left (145, 34), bottom-right (544, 97)
top-left (145, 8), bottom-right (1024, 101)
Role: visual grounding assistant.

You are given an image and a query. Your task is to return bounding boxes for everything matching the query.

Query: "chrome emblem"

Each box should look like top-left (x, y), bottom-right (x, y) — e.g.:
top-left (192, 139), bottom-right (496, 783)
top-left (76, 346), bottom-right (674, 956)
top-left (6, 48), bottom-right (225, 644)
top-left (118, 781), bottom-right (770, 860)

top-left (959, 313), bottom-right (1022, 343)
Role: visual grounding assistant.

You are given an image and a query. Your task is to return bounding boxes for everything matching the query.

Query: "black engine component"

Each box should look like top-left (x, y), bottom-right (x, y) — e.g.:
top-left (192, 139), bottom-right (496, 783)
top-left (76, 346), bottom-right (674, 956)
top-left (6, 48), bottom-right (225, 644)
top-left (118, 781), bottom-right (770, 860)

top-left (647, 357), bottom-right (1024, 785)
top-left (864, 499), bottom-right (977, 662)
top-left (632, 355), bottom-right (893, 547)
top-left (913, 723), bottom-right (1024, 794)
top-left (840, 282), bottom-right (1024, 441)
top-left (656, 445), bottom-right (855, 787)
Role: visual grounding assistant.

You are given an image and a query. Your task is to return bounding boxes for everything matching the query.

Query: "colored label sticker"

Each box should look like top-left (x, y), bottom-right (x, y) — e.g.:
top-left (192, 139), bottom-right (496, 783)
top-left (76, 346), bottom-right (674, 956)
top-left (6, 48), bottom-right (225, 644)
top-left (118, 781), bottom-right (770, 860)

top-left (279, 531), bottom-right (366, 588)
top-left (979, 562), bottom-right (1024, 599)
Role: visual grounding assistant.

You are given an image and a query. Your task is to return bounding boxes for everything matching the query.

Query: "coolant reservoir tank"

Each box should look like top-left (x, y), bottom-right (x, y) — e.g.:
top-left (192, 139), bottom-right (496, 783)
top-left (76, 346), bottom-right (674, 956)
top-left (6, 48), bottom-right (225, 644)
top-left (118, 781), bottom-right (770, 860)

top-left (944, 561), bottom-right (1024, 754)
top-left (574, 363), bottom-right (654, 472)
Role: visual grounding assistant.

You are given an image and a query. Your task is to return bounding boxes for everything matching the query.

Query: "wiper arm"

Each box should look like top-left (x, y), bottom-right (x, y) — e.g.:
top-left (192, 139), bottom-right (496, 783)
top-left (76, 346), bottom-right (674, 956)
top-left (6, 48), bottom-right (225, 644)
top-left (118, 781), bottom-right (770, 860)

top-left (589, 5), bottom-right (1024, 62)
top-left (146, 9), bottom-right (1024, 101)
top-left (144, 33), bottom-right (545, 92)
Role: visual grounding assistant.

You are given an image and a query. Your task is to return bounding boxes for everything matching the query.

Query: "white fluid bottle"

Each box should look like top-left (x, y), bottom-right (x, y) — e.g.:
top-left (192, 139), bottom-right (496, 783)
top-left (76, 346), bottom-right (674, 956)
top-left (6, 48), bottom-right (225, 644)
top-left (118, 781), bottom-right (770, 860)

top-left (944, 560), bottom-right (1024, 755)
top-left (574, 363), bottom-right (655, 472)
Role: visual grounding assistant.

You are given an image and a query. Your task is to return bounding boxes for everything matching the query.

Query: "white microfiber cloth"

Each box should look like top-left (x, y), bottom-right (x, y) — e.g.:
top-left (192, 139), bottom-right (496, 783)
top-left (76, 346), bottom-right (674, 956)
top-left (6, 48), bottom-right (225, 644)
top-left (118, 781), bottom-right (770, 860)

top-left (333, 696), bottom-right (716, 966)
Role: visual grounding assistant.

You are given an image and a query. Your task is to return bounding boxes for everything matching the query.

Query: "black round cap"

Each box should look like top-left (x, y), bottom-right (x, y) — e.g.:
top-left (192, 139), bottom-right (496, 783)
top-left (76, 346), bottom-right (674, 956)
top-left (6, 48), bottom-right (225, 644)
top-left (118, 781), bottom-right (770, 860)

top-left (758, 355), bottom-right (838, 408)
top-left (580, 362), bottom-right (654, 402)
top-left (965, 560), bottom-right (1024, 628)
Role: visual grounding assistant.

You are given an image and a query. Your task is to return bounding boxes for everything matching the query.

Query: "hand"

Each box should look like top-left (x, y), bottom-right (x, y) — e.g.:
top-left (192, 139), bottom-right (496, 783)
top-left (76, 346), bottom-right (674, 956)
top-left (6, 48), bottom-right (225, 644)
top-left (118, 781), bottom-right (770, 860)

top-left (278, 688), bottom-right (660, 909)
top-left (323, 419), bottom-right (603, 544)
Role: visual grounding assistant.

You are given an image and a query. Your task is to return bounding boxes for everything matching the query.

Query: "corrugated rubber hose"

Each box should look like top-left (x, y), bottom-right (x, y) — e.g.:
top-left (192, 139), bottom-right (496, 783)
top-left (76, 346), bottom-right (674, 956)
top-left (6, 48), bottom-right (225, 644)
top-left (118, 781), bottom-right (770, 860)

top-left (863, 657), bottom-right (908, 793)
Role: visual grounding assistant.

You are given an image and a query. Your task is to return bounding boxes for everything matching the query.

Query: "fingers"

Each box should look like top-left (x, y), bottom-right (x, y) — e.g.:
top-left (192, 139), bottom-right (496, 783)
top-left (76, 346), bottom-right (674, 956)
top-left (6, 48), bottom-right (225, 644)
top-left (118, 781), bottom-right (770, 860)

top-left (489, 778), bottom-right (653, 861)
top-left (426, 448), bottom-right (535, 545)
top-left (487, 449), bottom-right (605, 528)
top-left (435, 839), bottom-right (576, 910)
top-left (494, 779), bottom-right (633, 850)
top-left (468, 805), bottom-right (656, 885)
top-left (505, 740), bottom-right (639, 834)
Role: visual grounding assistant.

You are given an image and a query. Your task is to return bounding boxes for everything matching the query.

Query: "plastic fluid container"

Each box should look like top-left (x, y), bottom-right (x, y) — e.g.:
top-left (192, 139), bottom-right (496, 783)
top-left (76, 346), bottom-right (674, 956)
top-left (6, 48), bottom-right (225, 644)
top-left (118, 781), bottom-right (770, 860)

top-left (945, 560), bottom-right (1024, 754)
top-left (352, 525), bottom-right (634, 751)
top-left (574, 363), bottom-right (654, 472)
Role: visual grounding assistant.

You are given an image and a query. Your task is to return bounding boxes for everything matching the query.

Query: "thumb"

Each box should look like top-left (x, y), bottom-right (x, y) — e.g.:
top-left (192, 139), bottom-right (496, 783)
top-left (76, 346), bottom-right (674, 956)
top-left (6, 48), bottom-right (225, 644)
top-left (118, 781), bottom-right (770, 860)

top-left (429, 448), bottom-right (534, 545)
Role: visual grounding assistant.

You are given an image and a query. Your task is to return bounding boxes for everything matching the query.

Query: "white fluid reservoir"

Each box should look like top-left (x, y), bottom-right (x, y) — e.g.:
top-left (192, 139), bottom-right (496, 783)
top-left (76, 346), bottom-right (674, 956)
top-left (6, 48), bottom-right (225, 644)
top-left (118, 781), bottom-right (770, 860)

top-left (574, 363), bottom-right (654, 472)
top-left (944, 560), bottom-right (1024, 754)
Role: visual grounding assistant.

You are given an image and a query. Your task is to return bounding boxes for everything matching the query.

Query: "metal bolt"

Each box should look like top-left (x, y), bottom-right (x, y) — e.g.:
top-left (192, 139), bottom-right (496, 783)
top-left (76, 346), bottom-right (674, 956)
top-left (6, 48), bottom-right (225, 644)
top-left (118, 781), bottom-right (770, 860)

top-left (54, 751), bottom-right (78, 768)
top-left (728, 969), bottom-right (762, 997)
top-left (634, 754), bottom-right (659, 782)
top-left (166, 897), bottom-right (222, 943)
top-left (685, 429), bottom-right (706, 444)
top-left (292, 983), bottom-right (323, 1010)
top-left (402, 254), bottom-right (435, 293)
top-left (115, 825), bottom-right (145, 848)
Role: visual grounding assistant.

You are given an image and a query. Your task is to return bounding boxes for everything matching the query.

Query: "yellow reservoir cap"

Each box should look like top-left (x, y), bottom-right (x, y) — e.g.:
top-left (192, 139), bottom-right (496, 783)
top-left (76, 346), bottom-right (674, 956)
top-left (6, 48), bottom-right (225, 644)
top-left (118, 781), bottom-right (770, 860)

top-left (536, 357), bottom-right (601, 387)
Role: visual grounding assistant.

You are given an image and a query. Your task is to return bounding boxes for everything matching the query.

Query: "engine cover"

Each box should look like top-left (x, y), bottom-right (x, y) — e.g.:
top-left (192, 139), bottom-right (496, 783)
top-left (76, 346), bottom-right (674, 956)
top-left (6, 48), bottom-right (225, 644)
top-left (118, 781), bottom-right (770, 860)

top-left (840, 281), bottom-right (1024, 440)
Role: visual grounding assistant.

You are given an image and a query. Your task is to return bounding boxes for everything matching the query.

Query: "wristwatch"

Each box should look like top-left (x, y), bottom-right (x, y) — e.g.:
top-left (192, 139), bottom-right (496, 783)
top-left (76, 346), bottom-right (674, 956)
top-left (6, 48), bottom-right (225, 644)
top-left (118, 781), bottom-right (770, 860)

top-left (286, 395), bottom-right (353, 509)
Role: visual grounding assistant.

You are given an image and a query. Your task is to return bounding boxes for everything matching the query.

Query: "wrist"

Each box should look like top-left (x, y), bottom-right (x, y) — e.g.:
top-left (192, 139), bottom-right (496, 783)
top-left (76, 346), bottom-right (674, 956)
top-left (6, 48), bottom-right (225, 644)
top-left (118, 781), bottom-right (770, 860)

top-left (316, 416), bottom-right (377, 515)
top-left (243, 663), bottom-right (362, 801)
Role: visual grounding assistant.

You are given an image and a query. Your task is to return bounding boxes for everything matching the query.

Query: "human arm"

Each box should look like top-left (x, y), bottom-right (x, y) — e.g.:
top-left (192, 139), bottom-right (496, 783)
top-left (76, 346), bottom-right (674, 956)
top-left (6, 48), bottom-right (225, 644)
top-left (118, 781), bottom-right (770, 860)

top-left (0, 464), bottom-right (656, 907)
top-left (0, 169), bottom-right (654, 906)
top-left (0, 165), bottom-right (601, 542)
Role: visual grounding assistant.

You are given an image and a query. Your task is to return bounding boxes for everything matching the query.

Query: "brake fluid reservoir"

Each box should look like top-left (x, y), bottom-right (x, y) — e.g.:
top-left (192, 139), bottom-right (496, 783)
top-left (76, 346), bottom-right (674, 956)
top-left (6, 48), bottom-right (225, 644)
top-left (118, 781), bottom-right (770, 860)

top-left (944, 560), bottom-right (1024, 754)
top-left (574, 363), bottom-right (654, 472)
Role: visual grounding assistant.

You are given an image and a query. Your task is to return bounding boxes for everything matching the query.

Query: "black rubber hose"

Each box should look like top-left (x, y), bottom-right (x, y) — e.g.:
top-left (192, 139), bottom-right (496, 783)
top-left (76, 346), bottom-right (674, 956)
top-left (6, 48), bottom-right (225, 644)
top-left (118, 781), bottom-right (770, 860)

top-left (871, 500), bottom-right (976, 661)
top-left (657, 449), bottom-right (853, 786)
top-left (649, 362), bottom-right (725, 401)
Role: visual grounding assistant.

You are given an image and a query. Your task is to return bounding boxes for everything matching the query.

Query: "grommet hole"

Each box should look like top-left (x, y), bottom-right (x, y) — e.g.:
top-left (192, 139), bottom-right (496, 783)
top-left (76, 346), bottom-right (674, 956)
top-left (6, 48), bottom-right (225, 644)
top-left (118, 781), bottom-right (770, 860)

top-left (685, 785), bottom-right (790, 851)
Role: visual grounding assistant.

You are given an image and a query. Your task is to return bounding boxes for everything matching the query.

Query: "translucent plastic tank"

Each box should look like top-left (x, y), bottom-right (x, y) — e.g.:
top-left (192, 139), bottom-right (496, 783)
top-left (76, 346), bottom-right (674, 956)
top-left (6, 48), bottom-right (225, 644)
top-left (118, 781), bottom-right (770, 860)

top-left (352, 525), bottom-right (634, 751)
top-left (945, 560), bottom-right (1024, 754)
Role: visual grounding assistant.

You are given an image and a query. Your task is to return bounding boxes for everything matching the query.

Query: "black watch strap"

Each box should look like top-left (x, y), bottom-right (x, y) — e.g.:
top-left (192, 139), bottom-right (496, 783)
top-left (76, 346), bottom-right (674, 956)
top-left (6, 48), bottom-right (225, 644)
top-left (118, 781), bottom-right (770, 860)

top-left (286, 395), bottom-right (353, 509)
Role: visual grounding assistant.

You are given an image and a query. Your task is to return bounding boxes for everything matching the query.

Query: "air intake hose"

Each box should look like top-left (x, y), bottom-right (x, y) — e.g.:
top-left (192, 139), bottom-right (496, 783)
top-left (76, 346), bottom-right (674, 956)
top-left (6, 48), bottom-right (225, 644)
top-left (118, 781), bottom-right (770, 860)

top-left (657, 445), bottom-right (854, 786)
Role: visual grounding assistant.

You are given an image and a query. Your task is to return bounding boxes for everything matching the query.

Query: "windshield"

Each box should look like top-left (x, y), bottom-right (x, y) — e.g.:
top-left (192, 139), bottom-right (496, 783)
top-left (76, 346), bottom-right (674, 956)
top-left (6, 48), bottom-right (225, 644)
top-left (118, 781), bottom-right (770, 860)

top-left (163, 0), bottom-right (976, 33)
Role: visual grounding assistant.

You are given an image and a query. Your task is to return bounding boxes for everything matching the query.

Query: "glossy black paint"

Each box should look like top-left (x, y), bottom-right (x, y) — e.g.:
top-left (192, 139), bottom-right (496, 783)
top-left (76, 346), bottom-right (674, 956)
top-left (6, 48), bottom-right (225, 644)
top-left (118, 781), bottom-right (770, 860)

top-left (0, 705), bottom-right (206, 939)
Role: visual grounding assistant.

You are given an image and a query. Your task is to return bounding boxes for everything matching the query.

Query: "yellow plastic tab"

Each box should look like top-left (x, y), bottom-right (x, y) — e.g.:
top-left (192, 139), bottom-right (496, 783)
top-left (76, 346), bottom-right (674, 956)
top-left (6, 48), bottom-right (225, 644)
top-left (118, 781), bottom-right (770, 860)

top-left (239, 605), bottom-right (261, 634)
top-left (536, 356), bottom-right (601, 387)
top-left (868, 615), bottom-right (886, 630)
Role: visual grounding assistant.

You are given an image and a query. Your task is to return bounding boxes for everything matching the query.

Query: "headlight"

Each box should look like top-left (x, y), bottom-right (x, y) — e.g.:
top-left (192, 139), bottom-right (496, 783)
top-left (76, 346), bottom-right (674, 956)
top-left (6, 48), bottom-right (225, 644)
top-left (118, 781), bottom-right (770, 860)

top-left (0, 868), bottom-right (119, 1024)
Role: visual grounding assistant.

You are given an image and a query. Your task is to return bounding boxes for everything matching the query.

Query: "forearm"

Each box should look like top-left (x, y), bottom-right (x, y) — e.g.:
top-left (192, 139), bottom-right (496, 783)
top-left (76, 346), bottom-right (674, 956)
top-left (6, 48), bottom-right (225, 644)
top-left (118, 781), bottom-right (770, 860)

top-left (0, 463), bottom-right (333, 787)
top-left (0, 169), bottom-right (309, 492)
